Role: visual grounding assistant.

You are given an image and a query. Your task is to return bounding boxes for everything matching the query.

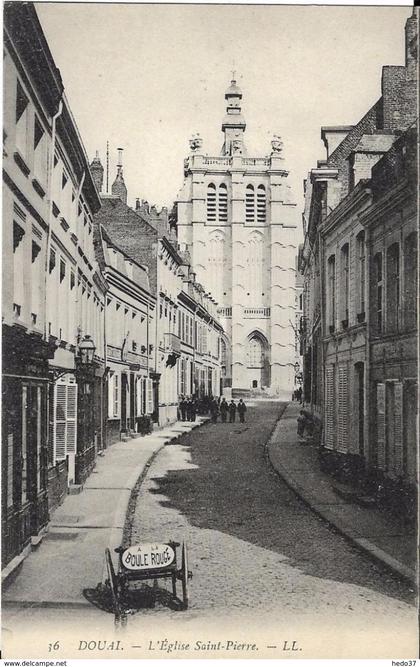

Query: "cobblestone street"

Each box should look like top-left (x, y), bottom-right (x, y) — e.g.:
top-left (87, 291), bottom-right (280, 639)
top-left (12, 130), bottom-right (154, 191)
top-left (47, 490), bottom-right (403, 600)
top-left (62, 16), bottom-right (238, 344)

top-left (129, 401), bottom-right (415, 635)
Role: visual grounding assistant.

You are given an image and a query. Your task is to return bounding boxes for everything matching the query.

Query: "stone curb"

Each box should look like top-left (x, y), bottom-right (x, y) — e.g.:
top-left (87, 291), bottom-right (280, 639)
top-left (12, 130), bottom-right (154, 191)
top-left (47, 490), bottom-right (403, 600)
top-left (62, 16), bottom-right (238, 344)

top-left (2, 418), bottom-right (209, 599)
top-left (107, 418), bottom-right (209, 562)
top-left (266, 404), bottom-right (417, 587)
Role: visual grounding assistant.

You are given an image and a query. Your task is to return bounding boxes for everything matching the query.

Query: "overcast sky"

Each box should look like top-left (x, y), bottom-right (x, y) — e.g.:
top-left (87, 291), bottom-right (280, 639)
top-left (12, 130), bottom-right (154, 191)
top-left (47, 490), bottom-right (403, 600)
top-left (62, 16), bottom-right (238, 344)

top-left (36, 3), bottom-right (411, 232)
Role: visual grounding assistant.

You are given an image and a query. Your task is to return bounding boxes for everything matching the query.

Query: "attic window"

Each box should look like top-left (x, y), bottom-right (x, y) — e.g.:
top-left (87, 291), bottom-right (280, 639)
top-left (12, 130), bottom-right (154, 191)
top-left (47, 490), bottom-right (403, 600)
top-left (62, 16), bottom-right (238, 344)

top-left (62, 172), bottom-right (68, 189)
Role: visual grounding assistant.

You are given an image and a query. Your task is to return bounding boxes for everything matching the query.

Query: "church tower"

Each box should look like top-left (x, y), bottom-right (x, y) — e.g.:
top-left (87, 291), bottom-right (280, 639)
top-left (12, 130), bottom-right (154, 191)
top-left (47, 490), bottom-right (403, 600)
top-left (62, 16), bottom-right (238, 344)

top-left (177, 78), bottom-right (297, 399)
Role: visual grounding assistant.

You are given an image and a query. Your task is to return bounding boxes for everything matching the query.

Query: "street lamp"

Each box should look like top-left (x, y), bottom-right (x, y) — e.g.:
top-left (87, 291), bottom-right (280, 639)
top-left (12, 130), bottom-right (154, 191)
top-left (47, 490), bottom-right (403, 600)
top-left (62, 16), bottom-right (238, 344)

top-left (78, 334), bottom-right (96, 365)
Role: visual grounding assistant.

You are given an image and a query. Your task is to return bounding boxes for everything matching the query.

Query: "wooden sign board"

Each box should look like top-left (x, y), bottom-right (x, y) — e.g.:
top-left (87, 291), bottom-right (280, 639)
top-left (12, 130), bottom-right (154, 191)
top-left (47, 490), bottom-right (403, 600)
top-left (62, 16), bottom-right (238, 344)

top-left (122, 543), bottom-right (175, 570)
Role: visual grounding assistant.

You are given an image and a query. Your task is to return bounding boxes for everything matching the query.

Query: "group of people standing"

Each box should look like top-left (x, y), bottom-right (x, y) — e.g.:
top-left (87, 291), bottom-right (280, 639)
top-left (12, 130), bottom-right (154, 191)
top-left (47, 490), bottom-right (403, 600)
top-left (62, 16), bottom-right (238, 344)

top-left (178, 396), bottom-right (197, 422)
top-left (210, 397), bottom-right (247, 424)
top-left (178, 395), bottom-right (248, 424)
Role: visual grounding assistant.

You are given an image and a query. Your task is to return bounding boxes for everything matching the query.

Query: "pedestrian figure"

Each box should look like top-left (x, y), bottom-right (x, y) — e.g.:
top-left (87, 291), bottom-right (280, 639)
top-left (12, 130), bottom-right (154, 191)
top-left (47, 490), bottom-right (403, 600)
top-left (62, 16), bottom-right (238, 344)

top-left (297, 410), bottom-right (306, 438)
top-left (180, 396), bottom-right (187, 422)
top-left (296, 387), bottom-right (303, 404)
top-left (220, 398), bottom-right (228, 423)
top-left (190, 398), bottom-right (197, 422)
top-left (237, 398), bottom-right (247, 423)
top-left (229, 400), bottom-right (236, 423)
top-left (186, 397), bottom-right (192, 422)
top-left (209, 399), bottom-right (218, 423)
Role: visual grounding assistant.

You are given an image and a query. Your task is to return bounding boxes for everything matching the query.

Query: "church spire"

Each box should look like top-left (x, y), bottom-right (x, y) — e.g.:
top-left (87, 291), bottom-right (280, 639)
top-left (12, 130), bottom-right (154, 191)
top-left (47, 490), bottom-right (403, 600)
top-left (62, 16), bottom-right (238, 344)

top-left (221, 75), bottom-right (247, 156)
top-left (111, 147), bottom-right (127, 204)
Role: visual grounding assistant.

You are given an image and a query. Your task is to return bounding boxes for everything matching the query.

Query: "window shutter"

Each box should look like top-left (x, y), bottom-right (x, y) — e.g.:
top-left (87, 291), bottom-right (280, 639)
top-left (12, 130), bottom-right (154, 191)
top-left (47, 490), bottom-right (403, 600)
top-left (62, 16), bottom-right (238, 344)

top-left (66, 383), bottom-right (77, 455)
top-left (376, 383), bottom-right (386, 470)
top-left (54, 384), bottom-right (67, 461)
top-left (325, 366), bottom-right (335, 450)
top-left (136, 377), bottom-right (143, 417)
top-left (108, 375), bottom-right (114, 419)
top-left (146, 378), bottom-right (153, 414)
top-left (393, 382), bottom-right (403, 476)
top-left (337, 366), bottom-right (348, 453)
top-left (53, 381), bottom-right (77, 461)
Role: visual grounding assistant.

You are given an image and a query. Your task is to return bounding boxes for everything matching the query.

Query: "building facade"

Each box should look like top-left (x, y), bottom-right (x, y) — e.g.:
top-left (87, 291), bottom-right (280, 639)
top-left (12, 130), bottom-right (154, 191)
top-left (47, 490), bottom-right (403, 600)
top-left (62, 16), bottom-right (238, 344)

top-left (361, 126), bottom-right (417, 506)
top-left (176, 79), bottom-right (298, 398)
top-left (2, 3), bottom-right (107, 568)
top-left (92, 156), bottom-right (225, 426)
top-left (94, 226), bottom-right (156, 445)
top-left (299, 9), bottom-right (418, 503)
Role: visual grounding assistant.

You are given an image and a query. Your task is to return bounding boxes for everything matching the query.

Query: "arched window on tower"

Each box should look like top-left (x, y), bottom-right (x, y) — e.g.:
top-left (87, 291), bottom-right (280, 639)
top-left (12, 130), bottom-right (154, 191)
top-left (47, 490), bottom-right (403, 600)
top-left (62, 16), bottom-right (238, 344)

top-left (247, 336), bottom-right (264, 367)
top-left (207, 183), bottom-right (216, 222)
top-left (257, 185), bottom-right (266, 223)
top-left (218, 183), bottom-right (228, 222)
top-left (245, 184), bottom-right (255, 223)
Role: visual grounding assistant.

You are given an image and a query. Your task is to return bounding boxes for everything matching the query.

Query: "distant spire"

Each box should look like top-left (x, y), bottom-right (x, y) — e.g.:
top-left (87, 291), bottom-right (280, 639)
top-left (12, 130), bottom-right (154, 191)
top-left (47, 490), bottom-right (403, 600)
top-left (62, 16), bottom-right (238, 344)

top-left (111, 147), bottom-right (127, 204)
top-left (90, 150), bottom-right (104, 193)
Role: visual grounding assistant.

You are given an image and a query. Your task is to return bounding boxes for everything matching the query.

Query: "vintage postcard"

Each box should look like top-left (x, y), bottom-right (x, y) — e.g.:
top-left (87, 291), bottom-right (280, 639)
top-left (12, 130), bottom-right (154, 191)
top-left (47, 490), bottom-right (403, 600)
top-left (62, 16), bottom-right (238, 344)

top-left (1, 1), bottom-right (418, 661)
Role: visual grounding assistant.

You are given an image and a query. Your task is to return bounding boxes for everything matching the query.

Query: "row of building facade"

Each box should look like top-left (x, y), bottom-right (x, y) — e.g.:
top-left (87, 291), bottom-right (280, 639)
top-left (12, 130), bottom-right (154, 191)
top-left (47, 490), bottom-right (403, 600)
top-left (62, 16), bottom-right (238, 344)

top-left (299, 9), bottom-right (418, 515)
top-left (2, 3), bottom-right (225, 570)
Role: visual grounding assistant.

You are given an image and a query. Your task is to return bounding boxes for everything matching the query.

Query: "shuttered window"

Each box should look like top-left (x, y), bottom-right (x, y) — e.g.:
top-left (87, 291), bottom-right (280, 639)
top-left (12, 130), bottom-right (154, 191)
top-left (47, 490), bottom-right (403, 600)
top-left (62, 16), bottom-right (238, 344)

top-left (376, 383), bottom-right (386, 470)
top-left (21, 386), bottom-right (28, 503)
top-left (337, 366), bottom-right (348, 453)
top-left (207, 184), bottom-right (216, 222)
top-left (53, 380), bottom-right (77, 461)
top-left (256, 185), bottom-right (266, 223)
top-left (136, 377), bottom-right (144, 417)
top-left (393, 382), bottom-right (403, 477)
top-left (325, 366), bottom-right (335, 449)
top-left (146, 378), bottom-right (153, 414)
top-left (218, 183), bottom-right (228, 222)
top-left (245, 185), bottom-right (255, 222)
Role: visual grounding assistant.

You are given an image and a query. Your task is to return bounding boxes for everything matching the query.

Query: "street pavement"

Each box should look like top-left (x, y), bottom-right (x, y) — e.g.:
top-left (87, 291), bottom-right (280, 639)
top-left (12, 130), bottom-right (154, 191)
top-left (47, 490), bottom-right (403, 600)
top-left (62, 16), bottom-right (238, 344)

top-left (267, 402), bottom-right (417, 582)
top-left (124, 400), bottom-right (417, 658)
top-left (2, 402), bottom-right (418, 659)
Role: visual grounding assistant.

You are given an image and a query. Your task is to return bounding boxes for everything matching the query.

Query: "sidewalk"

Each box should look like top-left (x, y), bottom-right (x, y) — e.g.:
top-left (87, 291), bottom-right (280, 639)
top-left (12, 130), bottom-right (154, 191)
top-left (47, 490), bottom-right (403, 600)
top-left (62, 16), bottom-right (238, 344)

top-left (2, 418), bottom-right (207, 607)
top-left (267, 402), bottom-right (417, 585)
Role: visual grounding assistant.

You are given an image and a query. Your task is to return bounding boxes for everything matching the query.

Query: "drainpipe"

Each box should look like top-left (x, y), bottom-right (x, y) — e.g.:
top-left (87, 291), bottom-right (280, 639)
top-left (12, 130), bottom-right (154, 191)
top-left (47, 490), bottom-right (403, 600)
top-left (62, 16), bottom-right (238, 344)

top-left (319, 232), bottom-right (326, 435)
top-left (364, 226), bottom-right (371, 472)
top-left (103, 281), bottom-right (108, 449)
top-left (43, 99), bottom-right (63, 342)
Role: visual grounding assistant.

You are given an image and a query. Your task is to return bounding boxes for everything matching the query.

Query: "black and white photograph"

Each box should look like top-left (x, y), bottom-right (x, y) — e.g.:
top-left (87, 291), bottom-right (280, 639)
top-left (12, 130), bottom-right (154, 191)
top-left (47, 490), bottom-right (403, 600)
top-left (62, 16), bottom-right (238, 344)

top-left (1, 0), bottom-right (418, 660)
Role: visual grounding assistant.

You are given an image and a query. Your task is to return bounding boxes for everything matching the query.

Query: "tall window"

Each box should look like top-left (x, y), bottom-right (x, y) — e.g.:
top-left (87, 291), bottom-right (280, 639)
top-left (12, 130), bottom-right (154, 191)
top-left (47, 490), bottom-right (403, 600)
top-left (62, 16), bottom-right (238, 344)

top-left (31, 240), bottom-right (41, 324)
top-left (386, 243), bottom-right (400, 333)
top-left (373, 253), bottom-right (383, 333)
top-left (341, 243), bottom-right (349, 327)
top-left (113, 374), bottom-right (119, 417)
top-left (356, 231), bottom-right (365, 319)
top-left (327, 255), bottom-right (336, 332)
top-left (206, 183), bottom-right (216, 222)
top-left (218, 183), bottom-right (228, 222)
top-left (247, 336), bottom-right (264, 367)
top-left (245, 185), bottom-right (255, 222)
top-left (16, 80), bottom-right (29, 157)
top-left (404, 232), bottom-right (417, 330)
top-left (256, 185), bottom-right (266, 223)
top-left (33, 116), bottom-right (46, 184)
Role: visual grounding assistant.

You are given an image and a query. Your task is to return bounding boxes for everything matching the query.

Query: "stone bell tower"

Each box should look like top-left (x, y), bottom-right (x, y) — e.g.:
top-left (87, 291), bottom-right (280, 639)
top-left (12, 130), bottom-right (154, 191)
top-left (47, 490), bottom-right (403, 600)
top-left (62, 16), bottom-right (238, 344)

top-left (177, 77), bottom-right (298, 399)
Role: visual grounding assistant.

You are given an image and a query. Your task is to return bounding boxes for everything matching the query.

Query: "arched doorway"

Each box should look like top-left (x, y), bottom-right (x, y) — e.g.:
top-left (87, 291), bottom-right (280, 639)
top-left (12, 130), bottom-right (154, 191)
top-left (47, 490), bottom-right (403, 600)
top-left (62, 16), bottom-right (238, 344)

top-left (246, 332), bottom-right (270, 389)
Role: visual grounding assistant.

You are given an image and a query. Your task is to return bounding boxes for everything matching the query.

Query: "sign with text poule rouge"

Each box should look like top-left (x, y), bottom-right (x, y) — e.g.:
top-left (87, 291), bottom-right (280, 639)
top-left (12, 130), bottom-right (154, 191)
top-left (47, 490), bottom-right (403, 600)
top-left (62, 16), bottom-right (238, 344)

top-left (122, 543), bottom-right (175, 570)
